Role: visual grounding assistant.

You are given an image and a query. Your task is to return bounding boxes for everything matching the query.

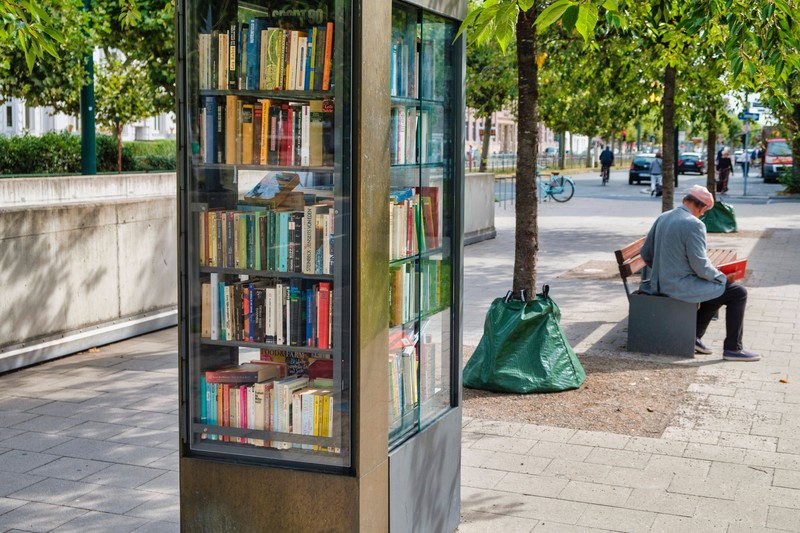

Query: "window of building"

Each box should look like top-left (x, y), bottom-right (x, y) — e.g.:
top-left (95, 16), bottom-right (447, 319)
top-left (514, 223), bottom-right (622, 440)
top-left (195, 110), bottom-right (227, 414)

top-left (154, 114), bottom-right (162, 131)
top-left (6, 106), bottom-right (12, 128)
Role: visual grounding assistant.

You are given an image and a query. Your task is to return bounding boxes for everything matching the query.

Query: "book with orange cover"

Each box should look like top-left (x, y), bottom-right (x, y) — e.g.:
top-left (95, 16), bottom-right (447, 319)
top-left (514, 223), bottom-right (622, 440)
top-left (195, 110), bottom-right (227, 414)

top-left (718, 258), bottom-right (747, 281)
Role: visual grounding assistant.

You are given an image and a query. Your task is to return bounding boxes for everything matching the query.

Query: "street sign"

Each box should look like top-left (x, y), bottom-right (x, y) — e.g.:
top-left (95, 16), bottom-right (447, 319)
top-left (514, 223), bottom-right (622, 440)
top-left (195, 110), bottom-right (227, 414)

top-left (738, 112), bottom-right (760, 121)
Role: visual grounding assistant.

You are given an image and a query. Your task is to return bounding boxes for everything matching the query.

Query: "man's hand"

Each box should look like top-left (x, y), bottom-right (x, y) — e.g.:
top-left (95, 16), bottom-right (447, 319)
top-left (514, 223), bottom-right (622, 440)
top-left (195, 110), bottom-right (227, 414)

top-left (726, 272), bottom-right (737, 284)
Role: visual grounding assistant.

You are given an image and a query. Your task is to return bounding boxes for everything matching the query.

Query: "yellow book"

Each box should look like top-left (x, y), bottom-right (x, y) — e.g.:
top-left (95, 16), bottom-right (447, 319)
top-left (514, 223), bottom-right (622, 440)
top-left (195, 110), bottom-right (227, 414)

top-left (225, 95), bottom-right (238, 164)
top-left (241, 103), bottom-right (254, 164)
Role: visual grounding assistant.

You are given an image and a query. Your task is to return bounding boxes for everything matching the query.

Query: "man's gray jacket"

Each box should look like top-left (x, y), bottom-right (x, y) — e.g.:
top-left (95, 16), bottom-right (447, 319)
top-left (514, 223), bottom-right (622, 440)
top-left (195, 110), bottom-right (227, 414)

top-left (639, 205), bottom-right (726, 303)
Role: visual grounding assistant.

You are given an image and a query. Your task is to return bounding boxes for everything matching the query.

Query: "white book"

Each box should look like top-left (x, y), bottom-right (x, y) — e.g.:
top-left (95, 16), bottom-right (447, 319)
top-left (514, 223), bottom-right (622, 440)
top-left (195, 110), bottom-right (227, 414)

top-left (288, 30), bottom-right (300, 90)
top-left (297, 36), bottom-right (307, 91)
top-left (265, 285), bottom-right (276, 343)
top-left (300, 104), bottom-right (310, 167)
top-left (275, 282), bottom-right (284, 345)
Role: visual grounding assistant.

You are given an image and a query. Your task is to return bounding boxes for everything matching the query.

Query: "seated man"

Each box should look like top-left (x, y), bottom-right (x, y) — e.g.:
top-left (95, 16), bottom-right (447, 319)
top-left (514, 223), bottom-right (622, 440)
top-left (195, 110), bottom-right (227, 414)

top-left (639, 185), bottom-right (760, 361)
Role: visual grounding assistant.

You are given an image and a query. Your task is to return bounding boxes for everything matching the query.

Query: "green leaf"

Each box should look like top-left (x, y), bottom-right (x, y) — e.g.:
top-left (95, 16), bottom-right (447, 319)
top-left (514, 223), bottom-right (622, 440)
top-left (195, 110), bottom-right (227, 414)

top-left (574, 4), bottom-right (598, 43)
top-left (602, 0), bottom-right (619, 12)
top-left (562, 5), bottom-right (579, 32)
top-left (535, 0), bottom-right (572, 31)
top-left (518, 0), bottom-right (535, 11)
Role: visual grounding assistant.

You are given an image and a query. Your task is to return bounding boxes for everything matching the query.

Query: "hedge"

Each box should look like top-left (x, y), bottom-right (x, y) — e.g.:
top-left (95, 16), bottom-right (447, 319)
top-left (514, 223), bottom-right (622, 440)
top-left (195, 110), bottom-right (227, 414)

top-left (0, 132), bottom-right (176, 176)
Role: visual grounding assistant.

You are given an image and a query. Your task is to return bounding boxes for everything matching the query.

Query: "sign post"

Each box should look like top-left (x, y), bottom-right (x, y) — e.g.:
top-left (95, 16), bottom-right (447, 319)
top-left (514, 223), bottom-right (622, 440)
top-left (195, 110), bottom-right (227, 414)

top-left (737, 111), bottom-right (758, 196)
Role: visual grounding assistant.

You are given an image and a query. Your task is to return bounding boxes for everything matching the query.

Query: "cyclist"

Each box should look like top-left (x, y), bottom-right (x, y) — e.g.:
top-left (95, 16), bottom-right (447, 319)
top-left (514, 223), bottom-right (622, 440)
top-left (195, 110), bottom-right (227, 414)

top-left (599, 145), bottom-right (614, 185)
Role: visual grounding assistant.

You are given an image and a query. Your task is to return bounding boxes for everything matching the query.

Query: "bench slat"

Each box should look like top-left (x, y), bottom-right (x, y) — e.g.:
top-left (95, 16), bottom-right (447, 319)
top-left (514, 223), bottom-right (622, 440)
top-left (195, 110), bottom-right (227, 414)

top-left (619, 256), bottom-right (647, 278)
top-left (615, 236), bottom-right (647, 265)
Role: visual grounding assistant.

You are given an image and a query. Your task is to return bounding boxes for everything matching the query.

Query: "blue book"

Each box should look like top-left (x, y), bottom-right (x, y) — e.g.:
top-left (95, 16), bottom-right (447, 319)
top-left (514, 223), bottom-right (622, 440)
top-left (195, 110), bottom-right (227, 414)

top-left (218, 281), bottom-right (226, 340)
top-left (247, 18), bottom-right (269, 90)
top-left (204, 97), bottom-right (217, 163)
top-left (305, 287), bottom-right (314, 346)
top-left (200, 376), bottom-right (208, 424)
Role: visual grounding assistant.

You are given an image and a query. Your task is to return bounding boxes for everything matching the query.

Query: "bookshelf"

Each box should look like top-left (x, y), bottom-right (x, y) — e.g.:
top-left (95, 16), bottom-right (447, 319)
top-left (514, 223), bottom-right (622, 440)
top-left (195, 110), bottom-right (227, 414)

top-left (178, 1), bottom-right (464, 531)
top-left (388, 3), bottom-right (458, 449)
top-left (181, 0), bottom-right (350, 469)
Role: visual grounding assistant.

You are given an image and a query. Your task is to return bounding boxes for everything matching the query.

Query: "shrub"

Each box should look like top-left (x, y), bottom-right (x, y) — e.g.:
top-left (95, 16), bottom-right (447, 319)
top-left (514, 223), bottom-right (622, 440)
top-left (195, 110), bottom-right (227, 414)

top-left (95, 134), bottom-right (136, 173)
top-left (778, 166), bottom-right (800, 194)
top-left (132, 154), bottom-right (177, 171)
top-left (0, 132), bottom-right (81, 175)
top-left (128, 139), bottom-right (176, 158)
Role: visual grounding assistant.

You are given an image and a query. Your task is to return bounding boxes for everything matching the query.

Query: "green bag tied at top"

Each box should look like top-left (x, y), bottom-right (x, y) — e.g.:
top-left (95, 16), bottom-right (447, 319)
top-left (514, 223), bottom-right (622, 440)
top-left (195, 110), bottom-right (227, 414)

top-left (463, 286), bottom-right (586, 394)
top-left (701, 200), bottom-right (738, 233)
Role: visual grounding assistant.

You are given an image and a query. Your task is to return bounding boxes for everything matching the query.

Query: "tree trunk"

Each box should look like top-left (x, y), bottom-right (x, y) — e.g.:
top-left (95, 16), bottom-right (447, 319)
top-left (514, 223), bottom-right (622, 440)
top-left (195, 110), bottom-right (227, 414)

top-left (513, 7), bottom-right (539, 297)
top-left (661, 65), bottom-right (676, 212)
top-left (479, 115), bottom-right (491, 172)
top-left (793, 99), bottom-right (800, 185)
top-left (707, 112), bottom-right (717, 200)
top-left (558, 128), bottom-right (565, 169)
top-left (117, 123), bottom-right (123, 174)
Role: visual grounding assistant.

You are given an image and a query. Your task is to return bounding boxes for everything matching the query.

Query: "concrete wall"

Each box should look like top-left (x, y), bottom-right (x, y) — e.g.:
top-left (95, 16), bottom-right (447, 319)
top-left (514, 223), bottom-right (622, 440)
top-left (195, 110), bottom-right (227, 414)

top-left (464, 172), bottom-right (496, 245)
top-left (0, 173), bottom-right (177, 373)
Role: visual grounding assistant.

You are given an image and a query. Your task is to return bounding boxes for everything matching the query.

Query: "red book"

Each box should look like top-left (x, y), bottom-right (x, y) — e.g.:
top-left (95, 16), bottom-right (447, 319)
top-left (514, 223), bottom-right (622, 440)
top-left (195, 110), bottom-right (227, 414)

top-left (719, 258), bottom-right (747, 281)
top-left (317, 282), bottom-right (331, 349)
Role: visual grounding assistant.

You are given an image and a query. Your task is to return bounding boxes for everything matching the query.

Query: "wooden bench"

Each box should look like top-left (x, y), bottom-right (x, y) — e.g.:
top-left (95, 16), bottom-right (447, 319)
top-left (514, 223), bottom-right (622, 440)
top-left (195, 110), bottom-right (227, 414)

top-left (614, 237), bottom-right (737, 356)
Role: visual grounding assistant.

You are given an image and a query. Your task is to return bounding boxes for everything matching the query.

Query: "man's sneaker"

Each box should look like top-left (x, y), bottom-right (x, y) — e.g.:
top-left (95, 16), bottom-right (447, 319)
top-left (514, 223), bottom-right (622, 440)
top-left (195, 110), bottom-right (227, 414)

top-left (723, 349), bottom-right (761, 362)
top-left (695, 338), bottom-right (713, 355)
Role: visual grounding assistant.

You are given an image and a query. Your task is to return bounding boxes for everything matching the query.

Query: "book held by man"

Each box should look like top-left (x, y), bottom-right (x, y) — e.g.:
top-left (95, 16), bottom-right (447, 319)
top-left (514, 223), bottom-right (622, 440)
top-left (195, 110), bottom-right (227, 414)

top-left (718, 258), bottom-right (747, 281)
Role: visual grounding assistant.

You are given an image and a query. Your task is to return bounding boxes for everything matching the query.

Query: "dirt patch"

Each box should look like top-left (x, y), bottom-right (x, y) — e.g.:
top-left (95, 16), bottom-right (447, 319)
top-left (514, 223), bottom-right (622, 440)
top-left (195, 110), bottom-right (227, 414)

top-left (462, 346), bottom-right (701, 437)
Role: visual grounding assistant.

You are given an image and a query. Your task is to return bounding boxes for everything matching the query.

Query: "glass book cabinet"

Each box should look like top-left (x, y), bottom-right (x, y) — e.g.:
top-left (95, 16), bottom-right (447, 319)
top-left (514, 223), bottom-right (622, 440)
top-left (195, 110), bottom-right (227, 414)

top-left (177, 0), bottom-right (464, 530)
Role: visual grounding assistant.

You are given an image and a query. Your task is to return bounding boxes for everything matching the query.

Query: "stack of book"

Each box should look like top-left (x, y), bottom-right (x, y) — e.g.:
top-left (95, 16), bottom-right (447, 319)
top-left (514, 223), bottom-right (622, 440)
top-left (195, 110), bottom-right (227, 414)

top-left (198, 21), bottom-right (334, 92)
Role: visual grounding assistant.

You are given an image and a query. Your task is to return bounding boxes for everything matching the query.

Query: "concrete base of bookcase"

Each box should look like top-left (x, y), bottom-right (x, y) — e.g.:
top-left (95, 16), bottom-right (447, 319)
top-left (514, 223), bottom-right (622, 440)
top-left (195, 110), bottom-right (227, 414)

top-left (180, 456), bottom-right (385, 531)
top-left (389, 407), bottom-right (461, 533)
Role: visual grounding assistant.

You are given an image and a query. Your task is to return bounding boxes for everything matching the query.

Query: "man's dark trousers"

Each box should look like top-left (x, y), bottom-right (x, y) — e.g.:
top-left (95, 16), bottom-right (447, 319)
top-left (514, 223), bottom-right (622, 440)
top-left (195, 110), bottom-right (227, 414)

top-left (697, 282), bottom-right (747, 351)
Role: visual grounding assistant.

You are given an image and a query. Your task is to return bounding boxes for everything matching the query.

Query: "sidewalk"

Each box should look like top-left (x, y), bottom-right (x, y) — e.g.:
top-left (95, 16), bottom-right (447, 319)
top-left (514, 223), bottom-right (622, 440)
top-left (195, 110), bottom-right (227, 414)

top-left (1, 191), bottom-right (799, 532)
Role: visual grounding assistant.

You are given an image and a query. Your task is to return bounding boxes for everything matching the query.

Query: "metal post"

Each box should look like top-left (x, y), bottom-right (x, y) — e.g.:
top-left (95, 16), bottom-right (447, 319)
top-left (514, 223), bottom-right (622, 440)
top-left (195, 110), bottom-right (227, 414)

top-left (636, 120), bottom-right (641, 152)
top-left (80, 0), bottom-right (96, 175)
top-left (743, 119), bottom-right (749, 196)
top-left (673, 125), bottom-right (679, 187)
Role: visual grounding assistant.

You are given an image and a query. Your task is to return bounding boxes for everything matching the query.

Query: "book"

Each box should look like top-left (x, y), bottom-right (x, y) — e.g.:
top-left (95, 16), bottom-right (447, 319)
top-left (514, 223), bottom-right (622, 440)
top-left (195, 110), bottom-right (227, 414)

top-left (322, 21), bottom-right (333, 90)
top-left (718, 258), bottom-right (747, 281)
top-left (241, 103), bottom-right (254, 164)
top-left (205, 363), bottom-right (282, 384)
top-left (225, 95), bottom-right (238, 164)
top-left (247, 18), bottom-right (269, 90)
top-left (242, 171), bottom-right (300, 209)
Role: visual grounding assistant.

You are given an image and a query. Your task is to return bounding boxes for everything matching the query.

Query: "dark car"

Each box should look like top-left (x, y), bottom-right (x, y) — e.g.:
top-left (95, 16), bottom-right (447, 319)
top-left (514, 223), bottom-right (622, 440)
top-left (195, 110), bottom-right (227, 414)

top-left (678, 152), bottom-right (705, 175)
top-left (629, 154), bottom-right (655, 184)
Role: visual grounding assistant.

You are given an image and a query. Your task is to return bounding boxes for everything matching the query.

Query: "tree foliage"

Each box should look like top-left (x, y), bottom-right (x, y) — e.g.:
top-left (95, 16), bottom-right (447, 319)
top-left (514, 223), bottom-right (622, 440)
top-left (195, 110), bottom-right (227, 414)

top-left (466, 37), bottom-right (517, 171)
top-left (0, 0), bottom-right (175, 116)
top-left (0, 0), bottom-right (65, 71)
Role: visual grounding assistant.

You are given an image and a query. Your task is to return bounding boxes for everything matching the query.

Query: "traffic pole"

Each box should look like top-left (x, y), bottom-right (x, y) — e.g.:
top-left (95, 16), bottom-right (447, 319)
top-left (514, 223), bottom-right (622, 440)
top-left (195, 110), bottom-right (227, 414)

top-left (80, 0), bottom-right (96, 175)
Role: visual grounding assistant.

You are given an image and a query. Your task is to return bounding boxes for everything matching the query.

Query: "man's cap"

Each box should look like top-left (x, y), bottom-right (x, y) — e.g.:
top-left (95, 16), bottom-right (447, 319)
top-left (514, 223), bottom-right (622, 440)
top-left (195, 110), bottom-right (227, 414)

top-left (686, 184), bottom-right (714, 208)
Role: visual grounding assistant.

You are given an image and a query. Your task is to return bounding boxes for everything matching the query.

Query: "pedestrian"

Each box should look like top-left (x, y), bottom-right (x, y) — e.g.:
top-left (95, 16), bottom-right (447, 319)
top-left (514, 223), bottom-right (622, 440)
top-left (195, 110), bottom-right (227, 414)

top-left (599, 145), bottom-right (614, 184)
top-left (717, 148), bottom-right (733, 194)
top-left (650, 151), bottom-right (663, 197)
top-left (639, 184), bottom-right (760, 361)
top-left (467, 144), bottom-right (475, 171)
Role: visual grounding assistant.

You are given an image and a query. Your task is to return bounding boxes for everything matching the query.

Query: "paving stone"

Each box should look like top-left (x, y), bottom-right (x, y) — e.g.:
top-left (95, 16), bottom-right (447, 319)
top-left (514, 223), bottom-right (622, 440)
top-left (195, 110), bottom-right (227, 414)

top-left (604, 465), bottom-right (671, 490)
top-left (766, 505), bottom-right (800, 531)
top-left (28, 457), bottom-right (111, 481)
top-left (472, 435), bottom-right (536, 456)
top-left (81, 464), bottom-right (167, 489)
top-left (558, 480), bottom-right (631, 506)
top-left (60, 421), bottom-right (131, 440)
top-left (462, 447), bottom-right (551, 476)
top-left (0, 431), bottom-right (71, 453)
top-left (460, 486), bottom-right (586, 524)
top-left (131, 520), bottom-right (181, 533)
top-left (692, 497), bottom-right (769, 528)
top-left (583, 447), bottom-right (650, 469)
top-left (567, 430), bottom-right (630, 449)
top-left (528, 441), bottom-right (592, 461)
top-left (661, 427), bottom-right (721, 445)
top-left (649, 514), bottom-right (729, 532)
top-left (667, 474), bottom-right (737, 500)
top-left (456, 510), bottom-right (537, 533)
top-left (124, 493), bottom-right (180, 523)
top-left (0, 449), bottom-right (58, 473)
top-left (541, 458), bottom-right (612, 483)
top-left (718, 431), bottom-right (778, 452)
top-left (0, 496), bottom-right (27, 514)
top-left (0, 502), bottom-right (88, 533)
top-left (9, 414), bottom-right (83, 434)
top-left (496, 472), bottom-right (569, 498)
top-left (461, 465), bottom-right (508, 490)
top-left (462, 419), bottom-right (527, 437)
top-left (576, 503), bottom-right (656, 532)
top-left (514, 425), bottom-right (575, 443)
top-left (683, 442), bottom-right (747, 463)
top-left (50, 511), bottom-right (148, 533)
top-left (624, 436), bottom-right (687, 456)
top-left (624, 487), bottom-right (698, 517)
top-left (773, 468), bottom-right (800, 490)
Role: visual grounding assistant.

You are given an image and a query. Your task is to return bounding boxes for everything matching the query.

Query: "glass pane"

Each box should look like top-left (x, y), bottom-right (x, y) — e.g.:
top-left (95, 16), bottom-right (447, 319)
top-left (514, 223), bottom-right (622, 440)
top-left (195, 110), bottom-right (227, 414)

top-left (389, 3), bottom-right (457, 447)
top-left (183, 0), bottom-right (350, 468)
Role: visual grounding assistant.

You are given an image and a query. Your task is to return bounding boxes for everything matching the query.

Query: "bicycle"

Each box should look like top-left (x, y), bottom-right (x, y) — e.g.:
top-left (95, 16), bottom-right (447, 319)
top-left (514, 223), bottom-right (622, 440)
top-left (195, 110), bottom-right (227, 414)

top-left (601, 164), bottom-right (610, 185)
top-left (537, 167), bottom-right (575, 202)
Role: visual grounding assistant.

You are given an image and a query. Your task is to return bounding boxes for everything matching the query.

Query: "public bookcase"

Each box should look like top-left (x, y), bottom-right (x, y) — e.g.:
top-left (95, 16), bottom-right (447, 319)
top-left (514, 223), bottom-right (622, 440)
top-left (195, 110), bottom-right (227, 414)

top-left (176, 0), bottom-right (464, 530)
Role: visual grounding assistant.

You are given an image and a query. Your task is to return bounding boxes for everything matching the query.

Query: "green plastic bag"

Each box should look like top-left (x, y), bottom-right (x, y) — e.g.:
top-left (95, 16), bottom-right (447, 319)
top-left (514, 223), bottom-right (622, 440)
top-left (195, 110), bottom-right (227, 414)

top-left (701, 200), bottom-right (737, 233)
top-left (463, 286), bottom-right (586, 393)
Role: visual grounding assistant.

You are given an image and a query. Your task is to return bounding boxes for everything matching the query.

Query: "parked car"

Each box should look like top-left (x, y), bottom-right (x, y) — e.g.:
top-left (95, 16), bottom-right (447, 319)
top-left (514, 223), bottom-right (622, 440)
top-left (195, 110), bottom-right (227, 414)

top-left (629, 154), bottom-right (656, 184)
top-left (763, 138), bottom-right (792, 183)
top-left (677, 152), bottom-right (705, 175)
